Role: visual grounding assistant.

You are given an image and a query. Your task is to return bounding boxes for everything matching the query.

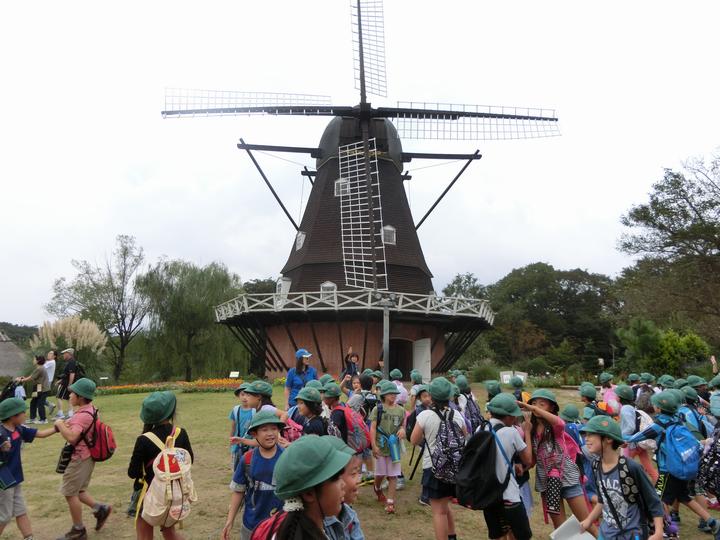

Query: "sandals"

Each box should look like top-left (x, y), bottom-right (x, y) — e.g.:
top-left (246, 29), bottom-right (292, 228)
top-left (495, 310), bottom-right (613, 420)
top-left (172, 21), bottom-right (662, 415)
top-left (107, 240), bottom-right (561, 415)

top-left (385, 500), bottom-right (395, 514)
top-left (374, 486), bottom-right (387, 503)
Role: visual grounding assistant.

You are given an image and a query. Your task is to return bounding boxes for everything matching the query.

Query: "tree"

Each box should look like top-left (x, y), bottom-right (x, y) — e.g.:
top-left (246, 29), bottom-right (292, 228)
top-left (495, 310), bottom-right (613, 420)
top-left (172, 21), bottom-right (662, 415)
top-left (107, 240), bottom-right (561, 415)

top-left (29, 316), bottom-right (107, 377)
top-left (442, 272), bottom-right (487, 298)
top-left (242, 278), bottom-right (277, 294)
top-left (616, 317), bottom-right (663, 367)
top-left (138, 260), bottom-right (242, 381)
top-left (47, 235), bottom-right (150, 381)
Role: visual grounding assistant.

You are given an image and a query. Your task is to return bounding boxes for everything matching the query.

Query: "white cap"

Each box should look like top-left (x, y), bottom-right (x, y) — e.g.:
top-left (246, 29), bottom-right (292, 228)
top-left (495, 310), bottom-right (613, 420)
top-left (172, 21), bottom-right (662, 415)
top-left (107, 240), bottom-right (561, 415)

top-left (61, 348), bottom-right (75, 355)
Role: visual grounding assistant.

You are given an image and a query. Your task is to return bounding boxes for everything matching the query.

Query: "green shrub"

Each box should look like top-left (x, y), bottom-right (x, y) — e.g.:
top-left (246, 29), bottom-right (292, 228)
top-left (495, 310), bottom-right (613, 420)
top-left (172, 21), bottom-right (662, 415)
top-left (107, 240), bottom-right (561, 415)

top-left (470, 361), bottom-right (499, 383)
top-left (524, 357), bottom-right (551, 376)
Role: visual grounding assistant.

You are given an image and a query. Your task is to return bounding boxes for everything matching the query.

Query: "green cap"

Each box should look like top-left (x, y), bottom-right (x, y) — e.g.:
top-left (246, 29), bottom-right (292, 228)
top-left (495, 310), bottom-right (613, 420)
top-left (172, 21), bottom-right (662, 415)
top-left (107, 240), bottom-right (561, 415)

top-left (651, 390), bottom-right (679, 414)
top-left (273, 435), bottom-right (351, 499)
top-left (687, 375), bottom-right (707, 388)
top-left (580, 415), bottom-right (624, 443)
top-left (428, 377), bottom-right (453, 401)
top-left (456, 375), bottom-right (470, 393)
top-left (296, 387), bottom-right (322, 403)
top-left (378, 380), bottom-right (400, 396)
top-left (682, 386), bottom-right (699, 403)
top-left (322, 382), bottom-right (342, 399)
top-left (528, 388), bottom-right (558, 405)
top-left (234, 382), bottom-right (250, 396)
top-left (410, 370), bottom-right (423, 384)
top-left (485, 380), bottom-right (502, 398)
top-left (640, 372), bottom-right (655, 384)
top-left (627, 373), bottom-right (640, 383)
top-left (667, 388), bottom-right (685, 403)
top-left (487, 393), bottom-right (523, 417)
top-left (710, 375), bottom-right (720, 389)
top-left (372, 370), bottom-right (383, 379)
top-left (362, 368), bottom-right (374, 376)
top-left (658, 374), bottom-right (675, 387)
top-left (247, 410), bottom-right (285, 433)
top-left (559, 404), bottom-right (580, 422)
top-left (599, 372), bottom-right (614, 384)
top-left (579, 383), bottom-right (597, 399)
top-left (389, 369), bottom-right (403, 380)
top-left (305, 380), bottom-right (323, 390)
top-left (0, 397), bottom-right (27, 421)
top-left (674, 378), bottom-right (688, 389)
top-left (69, 378), bottom-right (96, 400)
top-left (245, 380), bottom-right (273, 397)
top-left (319, 374), bottom-right (334, 386)
top-left (140, 391), bottom-right (177, 424)
top-left (615, 384), bottom-right (635, 403)
top-left (451, 384), bottom-right (461, 397)
top-left (414, 384), bottom-right (429, 397)
top-left (509, 376), bottom-right (524, 388)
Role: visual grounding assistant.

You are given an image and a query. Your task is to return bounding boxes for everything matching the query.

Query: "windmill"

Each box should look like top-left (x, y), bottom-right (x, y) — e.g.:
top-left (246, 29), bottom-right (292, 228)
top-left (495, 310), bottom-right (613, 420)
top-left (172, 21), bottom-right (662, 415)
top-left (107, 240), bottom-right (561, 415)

top-left (163, 0), bottom-right (559, 380)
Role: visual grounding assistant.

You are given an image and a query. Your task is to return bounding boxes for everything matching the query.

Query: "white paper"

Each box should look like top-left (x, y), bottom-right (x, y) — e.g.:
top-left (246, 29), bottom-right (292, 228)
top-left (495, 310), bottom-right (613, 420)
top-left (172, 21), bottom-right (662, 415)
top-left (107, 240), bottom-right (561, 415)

top-left (549, 515), bottom-right (596, 540)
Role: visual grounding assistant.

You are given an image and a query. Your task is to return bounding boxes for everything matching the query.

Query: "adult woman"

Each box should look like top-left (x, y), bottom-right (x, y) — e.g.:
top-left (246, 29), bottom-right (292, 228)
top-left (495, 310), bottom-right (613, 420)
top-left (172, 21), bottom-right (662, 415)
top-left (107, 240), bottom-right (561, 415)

top-left (128, 391), bottom-right (193, 540)
top-left (16, 355), bottom-right (50, 423)
top-left (284, 349), bottom-right (317, 408)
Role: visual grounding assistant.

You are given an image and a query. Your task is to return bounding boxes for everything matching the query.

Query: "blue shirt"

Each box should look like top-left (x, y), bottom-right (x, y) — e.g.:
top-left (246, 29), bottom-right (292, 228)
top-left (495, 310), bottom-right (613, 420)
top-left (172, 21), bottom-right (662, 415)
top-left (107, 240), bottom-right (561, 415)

top-left (285, 366), bottom-right (317, 407)
top-left (679, 405), bottom-right (713, 439)
top-left (228, 405), bottom-right (255, 455)
top-left (626, 412), bottom-right (678, 472)
top-left (0, 424), bottom-right (36, 483)
top-left (230, 446), bottom-right (283, 531)
top-left (323, 503), bottom-right (365, 540)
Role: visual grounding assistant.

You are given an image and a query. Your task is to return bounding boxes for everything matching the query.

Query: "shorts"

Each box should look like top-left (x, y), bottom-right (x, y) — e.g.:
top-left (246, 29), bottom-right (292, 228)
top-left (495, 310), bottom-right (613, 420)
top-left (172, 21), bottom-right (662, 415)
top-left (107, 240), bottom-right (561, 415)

top-left (61, 457), bottom-right (95, 497)
top-left (375, 455), bottom-right (401, 477)
top-left (0, 484), bottom-right (26, 524)
top-left (57, 382), bottom-right (70, 400)
top-left (656, 472), bottom-right (692, 504)
top-left (689, 479), bottom-right (706, 497)
top-left (560, 484), bottom-right (585, 500)
top-left (421, 468), bottom-right (455, 500)
top-left (482, 500), bottom-right (532, 540)
top-left (240, 523), bottom-right (253, 540)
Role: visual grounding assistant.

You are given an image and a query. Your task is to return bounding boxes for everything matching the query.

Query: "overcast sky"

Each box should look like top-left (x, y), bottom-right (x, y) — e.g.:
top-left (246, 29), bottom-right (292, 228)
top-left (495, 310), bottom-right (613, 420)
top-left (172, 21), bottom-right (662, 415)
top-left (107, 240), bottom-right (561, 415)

top-left (2, 1), bottom-right (719, 326)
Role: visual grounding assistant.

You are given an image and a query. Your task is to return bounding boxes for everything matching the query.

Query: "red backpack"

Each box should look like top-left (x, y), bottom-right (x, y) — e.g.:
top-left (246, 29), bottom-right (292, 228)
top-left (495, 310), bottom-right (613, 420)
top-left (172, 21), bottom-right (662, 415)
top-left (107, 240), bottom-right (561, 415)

top-left (250, 511), bottom-right (286, 540)
top-left (80, 409), bottom-right (117, 462)
top-left (333, 403), bottom-right (371, 453)
top-left (282, 407), bottom-right (304, 443)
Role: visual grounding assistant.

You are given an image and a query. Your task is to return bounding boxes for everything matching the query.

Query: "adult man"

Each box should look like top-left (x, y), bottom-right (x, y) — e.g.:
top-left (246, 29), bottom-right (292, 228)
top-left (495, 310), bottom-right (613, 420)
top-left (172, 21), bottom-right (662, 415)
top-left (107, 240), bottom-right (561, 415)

top-left (56, 348), bottom-right (79, 419)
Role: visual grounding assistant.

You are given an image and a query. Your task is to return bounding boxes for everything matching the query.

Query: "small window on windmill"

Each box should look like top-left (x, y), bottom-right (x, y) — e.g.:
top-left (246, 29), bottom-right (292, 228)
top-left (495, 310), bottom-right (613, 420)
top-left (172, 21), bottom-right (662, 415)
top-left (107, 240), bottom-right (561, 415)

top-left (320, 281), bottom-right (337, 303)
top-left (334, 178), bottom-right (350, 197)
top-left (295, 231), bottom-right (306, 251)
top-left (382, 225), bottom-right (396, 245)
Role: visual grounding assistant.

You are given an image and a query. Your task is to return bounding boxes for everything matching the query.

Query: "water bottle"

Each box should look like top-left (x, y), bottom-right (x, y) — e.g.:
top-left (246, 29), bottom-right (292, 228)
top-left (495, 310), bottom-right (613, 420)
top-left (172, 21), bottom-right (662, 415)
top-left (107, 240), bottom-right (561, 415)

top-left (387, 434), bottom-right (401, 463)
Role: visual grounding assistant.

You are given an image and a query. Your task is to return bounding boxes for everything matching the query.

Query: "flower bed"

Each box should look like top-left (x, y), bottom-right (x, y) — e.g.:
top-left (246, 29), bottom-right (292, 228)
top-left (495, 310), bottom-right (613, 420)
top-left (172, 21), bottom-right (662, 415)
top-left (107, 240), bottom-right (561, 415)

top-left (97, 378), bottom-right (242, 396)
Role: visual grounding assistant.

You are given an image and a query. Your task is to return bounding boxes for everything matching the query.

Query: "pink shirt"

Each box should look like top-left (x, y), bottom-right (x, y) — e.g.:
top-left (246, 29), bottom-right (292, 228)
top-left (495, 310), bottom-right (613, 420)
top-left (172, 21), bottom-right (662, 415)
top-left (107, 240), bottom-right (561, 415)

top-left (67, 404), bottom-right (95, 460)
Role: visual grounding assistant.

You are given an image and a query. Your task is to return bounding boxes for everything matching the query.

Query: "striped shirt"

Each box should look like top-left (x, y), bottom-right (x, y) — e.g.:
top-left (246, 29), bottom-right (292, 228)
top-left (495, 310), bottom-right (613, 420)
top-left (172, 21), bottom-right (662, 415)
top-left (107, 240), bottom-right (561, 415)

top-left (532, 418), bottom-right (581, 492)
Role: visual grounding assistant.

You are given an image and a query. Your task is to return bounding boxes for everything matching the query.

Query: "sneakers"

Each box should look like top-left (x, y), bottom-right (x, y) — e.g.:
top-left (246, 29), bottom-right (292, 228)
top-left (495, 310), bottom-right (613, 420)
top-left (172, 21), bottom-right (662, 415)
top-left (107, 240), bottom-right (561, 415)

top-left (47, 402), bottom-right (56, 413)
top-left (699, 518), bottom-right (712, 533)
top-left (670, 510), bottom-right (681, 523)
top-left (708, 518), bottom-right (720, 536)
top-left (396, 476), bottom-right (405, 490)
top-left (25, 419), bottom-right (36, 425)
top-left (380, 479), bottom-right (389, 490)
top-left (418, 497), bottom-right (430, 506)
top-left (54, 412), bottom-right (66, 419)
top-left (56, 526), bottom-right (87, 540)
top-left (36, 420), bottom-right (48, 424)
top-left (93, 504), bottom-right (112, 531)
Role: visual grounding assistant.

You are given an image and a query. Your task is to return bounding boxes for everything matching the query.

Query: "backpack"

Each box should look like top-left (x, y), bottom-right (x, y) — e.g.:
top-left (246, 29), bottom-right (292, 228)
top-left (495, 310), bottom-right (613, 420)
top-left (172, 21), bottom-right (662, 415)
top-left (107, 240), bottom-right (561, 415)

top-left (0, 380), bottom-right (18, 403)
top-left (428, 408), bottom-right (465, 483)
top-left (634, 409), bottom-right (657, 452)
top-left (635, 386), bottom-right (655, 414)
top-left (456, 423), bottom-right (513, 509)
top-left (282, 414), bottom-right (304, 443)
top-left (333, 403), bottom-right (371, 452)
top-left (698, 427), bottom-right (720, 495)
top-left (658, 420), bottom-right (702, 480)
top-left (462, 393), bottom-right (486, 434)
top-left (78, 409), bottom-right (116, 462)
top-left (360, 390), bottom-right (377, 420)
top-left (141, 428), bottom-right (197, 528)
top-left (685, 407), bottom-right (708, 441)
top-left (250, 511), bottom-right (286, 540)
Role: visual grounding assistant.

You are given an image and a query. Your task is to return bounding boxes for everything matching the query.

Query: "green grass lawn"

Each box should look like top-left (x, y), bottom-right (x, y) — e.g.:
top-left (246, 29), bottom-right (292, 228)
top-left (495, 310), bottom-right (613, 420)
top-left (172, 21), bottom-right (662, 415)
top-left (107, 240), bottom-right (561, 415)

top-left (7, 385), bottom-right (700, 539)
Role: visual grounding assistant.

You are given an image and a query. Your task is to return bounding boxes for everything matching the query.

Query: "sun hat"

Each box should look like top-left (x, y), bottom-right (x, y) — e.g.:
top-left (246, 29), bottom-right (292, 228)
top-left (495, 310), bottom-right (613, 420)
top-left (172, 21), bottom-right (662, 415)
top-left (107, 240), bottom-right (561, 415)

top-left (710, 375), bottom-right (720, 389)
top-left (245, 380), bottom-right (274, 397)
top-left (68, 378), bottom-right (96, 400)
top-left (627, 373), bottom-right (640, 384)
top-left (247, 410), bottom-right (285, 433)
top-left (414, 384), bottom-right (429, 397)
top-left (362, 368), bottom-right (374, 376)
top-left (528, 388), bottom-right (558, 405)
top-left (378, 380), bottom-right (401, 396)
top-left (599, 372), bottom-right (614, 385)
top-left (295, 348), bottom-right (312, 359)
top-left (456, 375), bottom-right (470, 393)
top-left (0, 397), bottom-right (27, 421)
top-left (559, 404), bottom-right (580, 422)
top-left (273, 435), bottom-right (351, 500)
top-left (484, 380), bottom-right (502, 398)
top-left (687, 375), bottom-right (707, 388)
top-left (451, 384), bottom-right (461, 397)
top-left (487, 393), bottom-right (523, 417)
top-left (390, 369), bottom-right (403, 380)
top-left (319, 374), bottom-right (334, 386)
top-left (651, 390), bottom-right (679, 414)
top-left (140, 391), bottom-right (177, 424)
top-left (372, 370), bottom-right (383, 379)
top-left (305, 380), bottom-right (323, 390)
top-left (322, 382), bottom-right (342, 399)
top-left (410, 370), bottom-right (423, 384)
top-left (234, 382), bottom-right (250, 396)
top-left (682, 386), bottom-right (699, 403)
top-left (580, 415), bottom-right (624, 443)
top-left (615, 384), bottom-right (635, 403)
top-left (658, 374), bottom-right (675, 387)
top-left (296, 387), bottom-right (322, 403)
top-left (673, 378), bottom-right (688, 389)
top-left (509, 376), bottom-right (524, 388)
top-left (428, 377), bottom-right (453, 401)
top-left (640, 372), bottom-right (655, 384)
top-left (580, 384), bottom-right (597, 400)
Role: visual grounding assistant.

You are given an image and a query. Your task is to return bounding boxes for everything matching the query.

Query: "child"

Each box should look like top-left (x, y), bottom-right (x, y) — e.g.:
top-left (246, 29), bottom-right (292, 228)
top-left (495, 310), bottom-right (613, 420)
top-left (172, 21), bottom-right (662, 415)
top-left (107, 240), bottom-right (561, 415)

top-left (389, 369), bottom-right (409, 407)
top-left (616, 383), bottom-right (659, 485)
top-left (407, 385), bottom-right (432, 505)
top-left (323, 437), bottom-right (365, 540)
top-left (485, 380), bottom-right (501, 402)
top-left (625, 390), bottom-right (720, 534)
top-left (482, 393), bottom-right (533, 540)
top-left (252, 435), bottom-right (351, 540)
top-left (409, 370), bottom-right (424, 408)
top-left (0, 397), bottom-right (58, 540)
top-left (295, 387), bottom-right (327, 436)
top-left (243, 380), bottom-right (287, 422)
top-left (559, 403), bottom-right (595, 510)
top-left (369, 380), bottom-right (406, 513)
top-left (599, 372), bottom-right (619, 413)
top-left (510, 375), bottom-right (525, 402)
top-left (230, 382), bottom-right (254, 471)
top-left (128, 391), bottom-right (193, 539)
top-left (410, 377), bottom-right (467, 540)
top-left (579, 382), bottom-right (613, 421)
top-left (580, 415), bottom-right (664, 539)
top-left (345, 375), bottom-right (377, 483)
top-left (222, 411), bottom-right (284, 540)
top-left (456, 375), bottom-right (483, 434)
top-left (518, 389), bottom-right (595, 533)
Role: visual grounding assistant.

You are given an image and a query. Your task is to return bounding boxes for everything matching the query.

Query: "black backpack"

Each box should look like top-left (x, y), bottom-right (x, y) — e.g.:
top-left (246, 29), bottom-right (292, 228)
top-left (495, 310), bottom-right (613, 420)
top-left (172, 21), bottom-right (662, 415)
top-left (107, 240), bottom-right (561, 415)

top-left (360, 390), bottom-right (377, 419)
top-left (456, 423), bottom-right (513, 509)
top-left (635, 386), bottom-right (655, 414)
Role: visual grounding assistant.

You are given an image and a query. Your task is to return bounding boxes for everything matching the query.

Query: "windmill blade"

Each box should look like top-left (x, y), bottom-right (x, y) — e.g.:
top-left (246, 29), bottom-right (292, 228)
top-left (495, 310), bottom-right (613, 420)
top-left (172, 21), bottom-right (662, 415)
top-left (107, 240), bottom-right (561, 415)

top-left (338, 138), bottom-right (388, 291)
top-left (161, 88), bottom-right (343, 118)
top-left (382, 102), bottom-right (560, 140)
top-left (351, 0), bottom-right (387, 99)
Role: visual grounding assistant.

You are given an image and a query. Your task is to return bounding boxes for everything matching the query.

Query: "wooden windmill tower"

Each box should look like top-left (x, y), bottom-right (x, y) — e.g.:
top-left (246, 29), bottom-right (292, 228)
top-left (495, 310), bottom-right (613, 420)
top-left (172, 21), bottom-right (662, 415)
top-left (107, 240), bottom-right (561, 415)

top-left (162, 0), bottom-right (559, 379)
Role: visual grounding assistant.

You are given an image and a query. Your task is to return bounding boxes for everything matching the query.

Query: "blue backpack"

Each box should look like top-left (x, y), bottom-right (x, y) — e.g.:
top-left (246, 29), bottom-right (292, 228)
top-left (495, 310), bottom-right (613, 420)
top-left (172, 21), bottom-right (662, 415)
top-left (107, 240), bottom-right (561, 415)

top-left (659, 420), bottom-right (702, 480)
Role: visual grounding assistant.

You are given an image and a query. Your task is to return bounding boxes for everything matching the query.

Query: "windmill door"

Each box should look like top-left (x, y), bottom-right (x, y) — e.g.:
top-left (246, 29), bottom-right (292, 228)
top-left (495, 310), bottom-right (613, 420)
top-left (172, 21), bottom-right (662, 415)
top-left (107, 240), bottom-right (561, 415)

top-left (412, 338), bottom-right (431, 383)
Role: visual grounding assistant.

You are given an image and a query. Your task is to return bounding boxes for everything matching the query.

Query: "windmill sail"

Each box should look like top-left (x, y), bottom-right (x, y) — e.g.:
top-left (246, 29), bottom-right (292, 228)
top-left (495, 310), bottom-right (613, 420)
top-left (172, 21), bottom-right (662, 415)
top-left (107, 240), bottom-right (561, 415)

top-left (352, 0), bottom-right (387, 98)
top-left (338, 138), bottom-right (388, 290)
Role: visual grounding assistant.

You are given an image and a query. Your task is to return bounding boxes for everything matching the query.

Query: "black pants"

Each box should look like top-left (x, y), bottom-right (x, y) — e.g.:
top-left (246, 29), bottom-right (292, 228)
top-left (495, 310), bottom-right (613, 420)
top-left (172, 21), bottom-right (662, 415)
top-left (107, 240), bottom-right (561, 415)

top-left (30, 391), bottom-right (48, 421)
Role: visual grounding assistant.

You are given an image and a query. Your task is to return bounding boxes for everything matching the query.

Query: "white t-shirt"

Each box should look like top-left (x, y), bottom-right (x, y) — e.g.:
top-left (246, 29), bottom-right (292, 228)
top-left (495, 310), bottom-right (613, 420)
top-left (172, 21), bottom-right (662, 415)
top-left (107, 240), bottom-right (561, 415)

top-left (487, 418), bottom-right (527, 503)
top-left (45, 359), bottom-right (57, 383)
top-left (416, 407), bottom-right (466, 470)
